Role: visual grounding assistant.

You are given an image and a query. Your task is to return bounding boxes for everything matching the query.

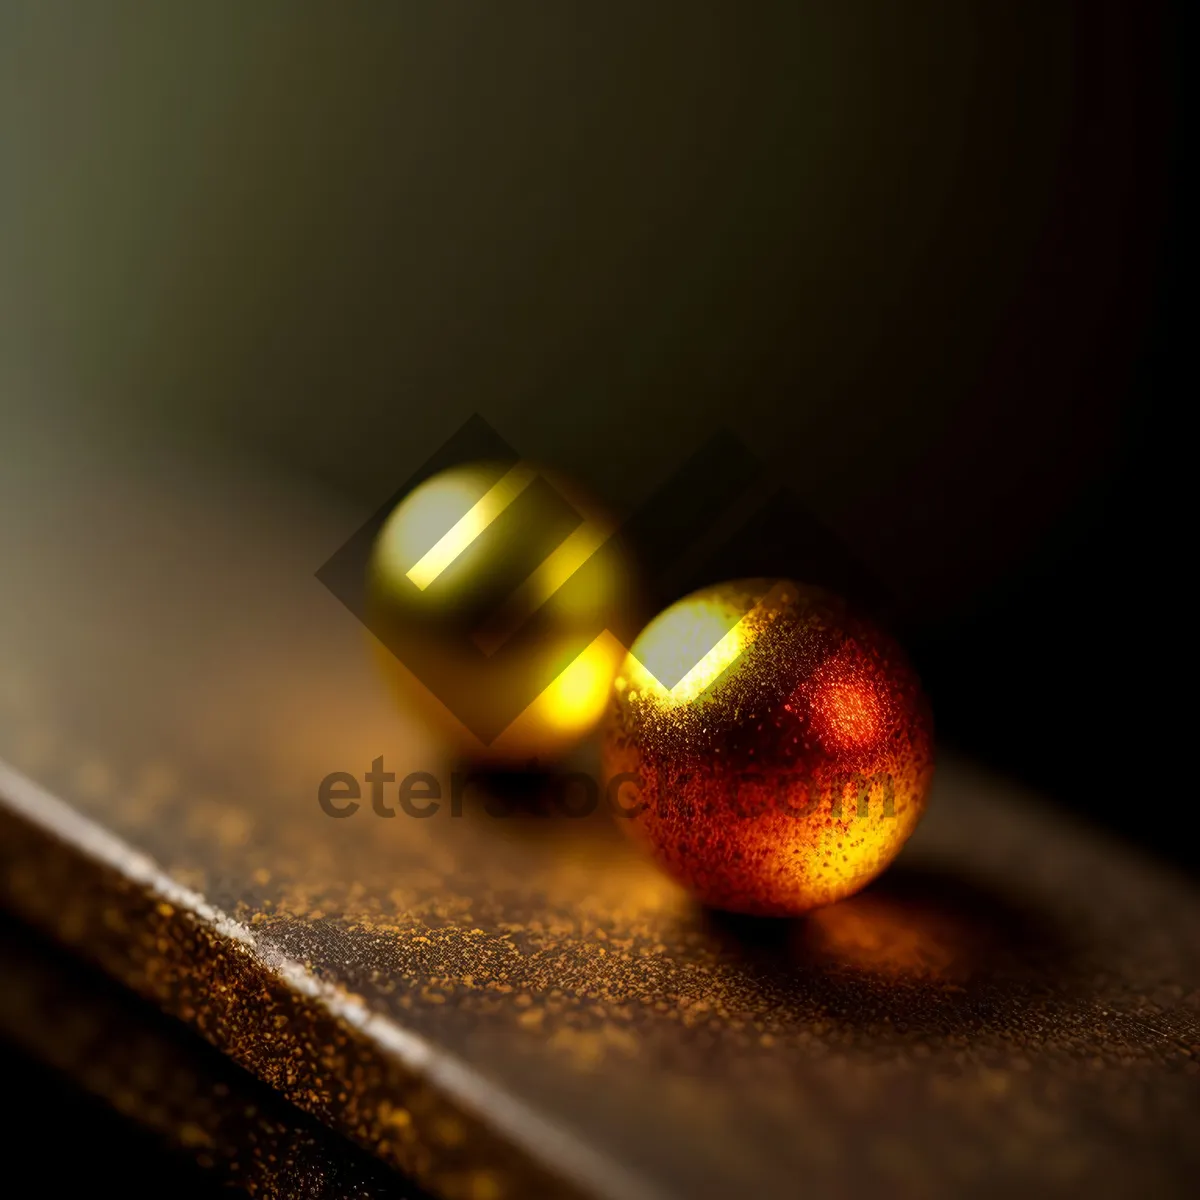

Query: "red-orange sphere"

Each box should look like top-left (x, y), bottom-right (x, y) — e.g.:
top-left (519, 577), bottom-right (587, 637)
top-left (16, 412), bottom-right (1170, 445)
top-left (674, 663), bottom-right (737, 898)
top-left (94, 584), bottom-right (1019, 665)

top-left (603, 579), bottom-right (933, 916)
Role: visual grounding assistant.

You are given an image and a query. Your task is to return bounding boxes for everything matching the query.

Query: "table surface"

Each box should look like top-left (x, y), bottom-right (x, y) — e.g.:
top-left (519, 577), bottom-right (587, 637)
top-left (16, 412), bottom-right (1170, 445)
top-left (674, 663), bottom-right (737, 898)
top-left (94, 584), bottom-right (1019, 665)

top-left (0, 915), bottom-right (422, 1199)
top-left (1, 425), bottom-right (1197, 1200)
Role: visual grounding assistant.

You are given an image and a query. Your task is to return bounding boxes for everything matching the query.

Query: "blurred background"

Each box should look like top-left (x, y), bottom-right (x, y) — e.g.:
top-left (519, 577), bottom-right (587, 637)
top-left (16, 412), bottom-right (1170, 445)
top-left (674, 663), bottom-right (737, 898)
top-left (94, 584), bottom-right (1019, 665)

top-left (0, 2), bottom-right (1186, 863)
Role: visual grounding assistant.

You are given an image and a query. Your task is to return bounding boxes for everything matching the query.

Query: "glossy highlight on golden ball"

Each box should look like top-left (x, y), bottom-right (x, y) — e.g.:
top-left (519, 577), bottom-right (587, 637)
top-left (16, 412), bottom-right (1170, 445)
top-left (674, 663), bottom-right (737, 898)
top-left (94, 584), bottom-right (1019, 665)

top-left (603, 580), bottom-right (934, 916)
top-left (367, 461), bottom-right (633, 764)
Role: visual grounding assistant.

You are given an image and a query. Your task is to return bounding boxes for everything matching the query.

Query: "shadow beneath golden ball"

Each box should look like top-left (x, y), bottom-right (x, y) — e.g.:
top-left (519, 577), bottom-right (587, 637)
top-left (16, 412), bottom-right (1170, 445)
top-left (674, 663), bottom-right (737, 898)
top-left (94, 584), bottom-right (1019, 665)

top-left (442, 755), bottom-right (629, 840)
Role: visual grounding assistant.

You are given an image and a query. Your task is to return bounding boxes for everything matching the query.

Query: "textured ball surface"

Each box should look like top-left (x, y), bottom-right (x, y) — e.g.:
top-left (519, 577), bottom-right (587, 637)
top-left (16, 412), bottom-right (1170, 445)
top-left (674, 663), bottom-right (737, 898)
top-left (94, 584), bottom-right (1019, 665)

top-left (367, 461), bottom-right (632, 764)
top-left (603, 579), bottom-right (933, 916)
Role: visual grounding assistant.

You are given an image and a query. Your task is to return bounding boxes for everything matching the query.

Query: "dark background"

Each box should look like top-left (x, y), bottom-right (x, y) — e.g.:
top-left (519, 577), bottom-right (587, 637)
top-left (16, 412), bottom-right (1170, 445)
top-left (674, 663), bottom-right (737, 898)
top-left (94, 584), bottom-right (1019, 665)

top-left (0, 1040), bottom-right (223, 1198)
top-left (0, 3), bottom-right (1186, 864)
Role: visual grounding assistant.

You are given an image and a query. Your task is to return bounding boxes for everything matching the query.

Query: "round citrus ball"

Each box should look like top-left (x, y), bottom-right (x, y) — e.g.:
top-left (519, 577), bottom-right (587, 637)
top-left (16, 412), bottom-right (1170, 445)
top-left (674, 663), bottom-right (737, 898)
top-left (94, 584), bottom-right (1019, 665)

top-left (603, 579), bottom-right (933, 915)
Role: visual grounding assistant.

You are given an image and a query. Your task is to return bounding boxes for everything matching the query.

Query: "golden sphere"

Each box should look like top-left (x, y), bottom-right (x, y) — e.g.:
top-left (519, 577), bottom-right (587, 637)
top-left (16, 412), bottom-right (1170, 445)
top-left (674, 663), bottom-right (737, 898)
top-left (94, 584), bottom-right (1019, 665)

top-left (367, 461), bottom-right (633, 764)
top-left (603, 579), bottom-right (933, 916)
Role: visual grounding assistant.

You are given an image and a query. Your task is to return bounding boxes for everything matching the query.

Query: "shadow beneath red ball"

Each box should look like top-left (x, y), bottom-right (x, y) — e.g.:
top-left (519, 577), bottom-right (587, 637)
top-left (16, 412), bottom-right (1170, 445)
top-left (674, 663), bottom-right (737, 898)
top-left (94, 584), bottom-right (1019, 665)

top-left (694, 860), bottom-right (1077, 1037)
